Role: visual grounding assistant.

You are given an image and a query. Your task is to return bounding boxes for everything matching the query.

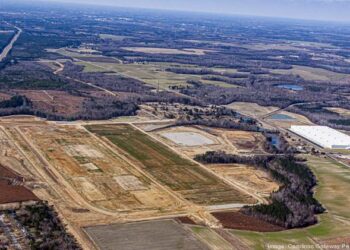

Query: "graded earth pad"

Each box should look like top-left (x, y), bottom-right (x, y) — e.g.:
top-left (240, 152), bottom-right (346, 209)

top-left (18, 125), bottom-right (178, 213)
top-left (84, 219), bottom-right (210, 250)
top-left (208, 164), bottom-right (279, 200)
top-left (86, 124), bottom-right (256, 206)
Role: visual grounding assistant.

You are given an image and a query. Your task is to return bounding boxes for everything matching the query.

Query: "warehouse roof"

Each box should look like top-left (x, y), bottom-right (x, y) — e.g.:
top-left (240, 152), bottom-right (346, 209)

top-left (289, 126), bottom-right (350, 149)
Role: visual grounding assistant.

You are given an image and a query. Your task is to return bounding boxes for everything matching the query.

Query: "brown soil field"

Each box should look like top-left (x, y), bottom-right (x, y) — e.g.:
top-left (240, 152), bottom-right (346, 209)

top-left (19, 125), bottom-right (178, 213)
top-left (209, 164), bottom-right (279, 199)
top-left (212, 212), bottom-right (284, 232)
top-left (17, 90), bottom-right (85, 116)
top-left (0, 165), bottom-right (39, 204)
top-left (176, 216), bottom-right (197, 225)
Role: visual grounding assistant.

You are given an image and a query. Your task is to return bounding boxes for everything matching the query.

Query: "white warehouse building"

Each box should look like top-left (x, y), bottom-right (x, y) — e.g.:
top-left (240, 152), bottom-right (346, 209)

top-left (289, 125), bottom-right (350, 149)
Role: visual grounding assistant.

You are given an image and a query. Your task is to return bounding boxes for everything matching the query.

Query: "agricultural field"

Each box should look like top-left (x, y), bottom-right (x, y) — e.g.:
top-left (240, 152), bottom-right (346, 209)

top-left (86, 124), bottom-right (256, 206)
top-left (230, 155), bottom-right (350, 249)
top-left (18, 124), bottom-right (179, 213)
top-left (212, 212), bottom-right (284, 232)
top-left (84, 219), bottom-right (210, 250)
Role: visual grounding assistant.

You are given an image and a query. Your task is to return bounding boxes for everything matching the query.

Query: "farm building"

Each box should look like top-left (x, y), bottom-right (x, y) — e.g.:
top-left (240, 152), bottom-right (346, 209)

top-left (290, 126), bottom-right (350, 149)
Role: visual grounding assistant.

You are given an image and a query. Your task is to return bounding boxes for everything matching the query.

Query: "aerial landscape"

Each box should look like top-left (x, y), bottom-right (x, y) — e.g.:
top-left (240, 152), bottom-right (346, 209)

top-left (1, 0), bottom-right (350, 249)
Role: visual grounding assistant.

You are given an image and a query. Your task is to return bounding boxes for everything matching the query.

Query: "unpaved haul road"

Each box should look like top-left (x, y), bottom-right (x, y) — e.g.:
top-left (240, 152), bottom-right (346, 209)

top-left (0, 26), bottom-right (22, 62)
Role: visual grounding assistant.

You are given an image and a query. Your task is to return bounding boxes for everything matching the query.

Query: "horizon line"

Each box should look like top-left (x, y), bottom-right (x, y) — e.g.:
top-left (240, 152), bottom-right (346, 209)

top-left (4, 0), bottom-right (350, 24)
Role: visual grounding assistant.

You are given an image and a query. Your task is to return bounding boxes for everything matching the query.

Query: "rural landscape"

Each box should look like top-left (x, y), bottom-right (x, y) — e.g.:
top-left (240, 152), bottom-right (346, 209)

top-left (1, 0), bottom-right (350, 249)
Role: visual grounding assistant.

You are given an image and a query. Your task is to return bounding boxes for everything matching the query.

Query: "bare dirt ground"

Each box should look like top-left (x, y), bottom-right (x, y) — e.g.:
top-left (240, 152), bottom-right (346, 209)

top-left (18, 124), bottom-right (181, 213)
top-left (208, 164), bottom-right (279, 201)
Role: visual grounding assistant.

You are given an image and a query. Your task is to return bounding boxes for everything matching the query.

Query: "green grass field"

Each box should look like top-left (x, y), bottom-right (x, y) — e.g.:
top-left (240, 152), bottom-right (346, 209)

top-left (85, 124), bottom-right (255, 205)
top-left (230, 155), bottom-right (350, 249)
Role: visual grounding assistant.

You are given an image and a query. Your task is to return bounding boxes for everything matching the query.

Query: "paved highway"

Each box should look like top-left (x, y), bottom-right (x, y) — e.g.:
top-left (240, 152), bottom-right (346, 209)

top-left (0, 26), bottom-right (22, 62)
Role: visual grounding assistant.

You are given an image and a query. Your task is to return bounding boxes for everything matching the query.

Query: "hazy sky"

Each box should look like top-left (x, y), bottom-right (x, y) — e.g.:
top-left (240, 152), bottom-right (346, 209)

top-left (14, 0), bottom-right (350, 22)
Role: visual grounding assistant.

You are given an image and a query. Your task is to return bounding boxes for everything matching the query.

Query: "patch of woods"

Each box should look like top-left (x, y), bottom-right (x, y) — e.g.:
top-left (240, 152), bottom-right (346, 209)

top-left (175, 106), bottom-right (261, 132)
top-left (195, 151), bottom-right (324, 229)
top-left (6, 202), bottom-right (81, 249)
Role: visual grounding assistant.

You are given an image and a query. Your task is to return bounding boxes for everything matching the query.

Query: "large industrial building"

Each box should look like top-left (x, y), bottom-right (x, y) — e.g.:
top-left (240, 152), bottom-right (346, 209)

top-left (289, 125), bottom-right (350, 149)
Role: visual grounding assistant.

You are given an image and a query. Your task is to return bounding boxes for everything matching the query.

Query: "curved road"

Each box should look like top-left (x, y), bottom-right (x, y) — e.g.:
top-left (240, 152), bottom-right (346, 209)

top-left (0, 26), bottom-right (22, 62)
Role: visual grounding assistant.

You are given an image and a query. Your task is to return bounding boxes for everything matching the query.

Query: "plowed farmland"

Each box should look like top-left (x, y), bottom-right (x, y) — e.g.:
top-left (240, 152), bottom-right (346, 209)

top-left (86, 124), bottom-right (255, 206)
